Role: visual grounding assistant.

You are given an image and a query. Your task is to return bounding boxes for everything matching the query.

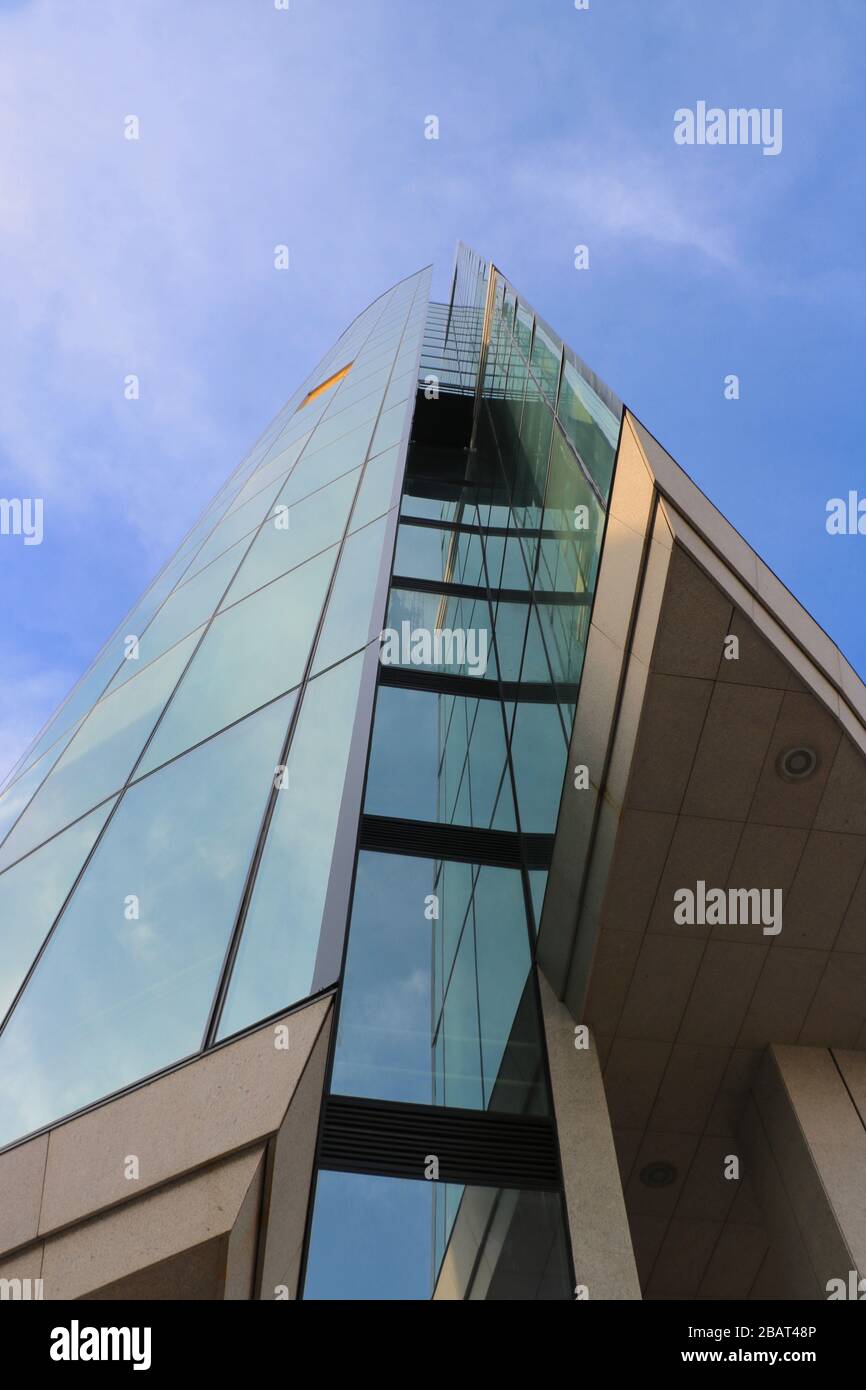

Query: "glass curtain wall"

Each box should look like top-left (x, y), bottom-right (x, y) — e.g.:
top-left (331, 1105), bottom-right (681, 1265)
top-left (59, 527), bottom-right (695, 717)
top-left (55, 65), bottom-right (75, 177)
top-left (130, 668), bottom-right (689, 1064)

top-left (303, 245), bottom-right (623, 1300)
top-left (0, 267), bottom-right (432, 1149)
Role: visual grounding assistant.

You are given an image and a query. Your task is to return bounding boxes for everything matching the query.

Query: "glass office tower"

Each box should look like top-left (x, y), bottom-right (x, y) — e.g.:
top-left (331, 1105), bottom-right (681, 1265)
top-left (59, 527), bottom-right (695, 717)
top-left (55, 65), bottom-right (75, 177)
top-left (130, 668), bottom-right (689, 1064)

top-left (0, 245), bottom-right (621, 1298)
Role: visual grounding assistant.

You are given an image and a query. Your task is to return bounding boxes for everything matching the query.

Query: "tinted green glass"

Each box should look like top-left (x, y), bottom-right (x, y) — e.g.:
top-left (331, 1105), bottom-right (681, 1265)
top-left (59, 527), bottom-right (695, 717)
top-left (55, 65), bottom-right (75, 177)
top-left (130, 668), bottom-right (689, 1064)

top-left (473, 867), bottom-right (545, 1111)
top-left (529, 320), bottom-right (561, 403)
top-left (0, 633), bottom-right (200, 873)
top-left (365, 686), bottom-right (513, 830)
top-left (0, 800), bottom-right (114, 1021)
top-left (349, 445), bottom-right (401, 531)
top-left (0, 743), bottom-right (71, 848)
top-left (278, 424), bottom-right (371, 506)
top-left (393, 523), bottom-right (457, 584)
top-left (137, 547), bottom-right (335, 776)
top-left (217, 652), bottom-right (365, 1039)
top-left (225, 430), bottom-right (313, 512)
top-left (184, 485), bottom-right (284, 580)
top-left (310, 515), bottom-right (388, 675)
top-left (107, 539), bottom-right (246, 692)
top-left (221, 467), bottom-right (359, 607)
top-left (304, 1172), bottom-right (571, 1301)
top-left (558, 358), bottom-right (619, 496)
top-left (0, 697), bottom-right (292, 1147)
top-left (331, 851), bottom-right (440, 1104)
top-left (385, 589), bottom-right (493, 680)
top-left (369, 401), bottom-right (407, 457)
top-left (510, 701), bottom-right (567, 832)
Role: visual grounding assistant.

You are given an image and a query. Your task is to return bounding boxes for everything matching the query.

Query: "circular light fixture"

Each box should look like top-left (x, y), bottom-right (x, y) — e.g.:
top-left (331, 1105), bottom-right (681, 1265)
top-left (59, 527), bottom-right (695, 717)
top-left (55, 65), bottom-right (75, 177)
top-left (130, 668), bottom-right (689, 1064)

top-left (639, 1161), bottom-right (678, 1189)
top-left (777, 746), bottom-right (819, 782)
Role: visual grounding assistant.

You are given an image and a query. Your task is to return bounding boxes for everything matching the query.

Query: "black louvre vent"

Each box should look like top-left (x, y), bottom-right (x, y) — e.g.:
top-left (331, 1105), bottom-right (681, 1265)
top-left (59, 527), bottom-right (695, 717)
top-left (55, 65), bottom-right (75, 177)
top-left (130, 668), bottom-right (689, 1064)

top-left (320, 1096), bottom-right (560, 1190)
top-left (359, 814), bottom-right (554, 868)
top-left (378, 663), bottom-right (577, 705)
top-left (391, 574), bottom-right (589, 606)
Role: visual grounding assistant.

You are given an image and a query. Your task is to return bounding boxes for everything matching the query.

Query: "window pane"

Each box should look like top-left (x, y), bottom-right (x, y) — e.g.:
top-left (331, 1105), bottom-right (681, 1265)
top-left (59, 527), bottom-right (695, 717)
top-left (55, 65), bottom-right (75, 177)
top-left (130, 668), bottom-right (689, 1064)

top-left (365, 686), bottom-right (514, 830)
top-left (529, 320), bottom-right (561, 403)
top-left (510, 701), bottom-right (567, 833)
top-left (217, 651), bottom-right (365, 1038)
top-left (310, 515), bottom-right (388, 676)
top-left (184, 485), bottom-right (284, 581)
top-left (0, 742), bottom-right (72, 848)
top-left (277, 424), bottom-right (372, 507)
top-left (0, 696), bottom-right (292, 1147)
top-left (393, 524), bottom-right (461, 585)
top-left (107, 538), bottom-right (246, 693)
top-left (138, 547), bottom-right (335, 775)
top-left (558, 359), bottom-right (619, 498)
top-left (384, 589), bottom-right (493, 680)
top-left (473, 867), bottom-right (545, 1111)
top-left (306, 391), bottom-right (380, 453)
top-left (441, 922), bottom-right (483, 1108)
top-left (332, 852), bottom-right (538, 1112)
top-left (349, 445), bottom-right (401, 531)
top-left (224, 430), bottom-right (313, 513)
top-left (304, 1172), bottom-right (571, 1300)
top-left (222, 467), bottom-right (359, 607)
top-left (0, 633), bottom-right (200, 873)
top-left (369, 401), bottom-right (407, 457)
top-left (332, 851), bottom-right (440, 1104)
top-left (0, 800), bottom-right (114, 1021)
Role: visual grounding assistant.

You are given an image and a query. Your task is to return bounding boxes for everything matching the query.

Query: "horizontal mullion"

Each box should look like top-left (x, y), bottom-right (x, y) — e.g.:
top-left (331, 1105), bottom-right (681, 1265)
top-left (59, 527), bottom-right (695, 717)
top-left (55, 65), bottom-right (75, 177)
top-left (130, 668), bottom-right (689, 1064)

top-left (378, 663), bottom-right (576, 705)
top-left (391, 574), bottom-right (588, 606)
top-left (359, 814), bottom-right (554, 869)
top-left (398, 514), bottom-right (587, 543)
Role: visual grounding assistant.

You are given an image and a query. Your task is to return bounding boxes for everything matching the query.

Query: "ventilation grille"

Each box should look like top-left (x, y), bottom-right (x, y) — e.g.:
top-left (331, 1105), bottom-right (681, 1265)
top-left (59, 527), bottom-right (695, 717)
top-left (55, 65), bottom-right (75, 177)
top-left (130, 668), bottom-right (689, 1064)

top-left (359, 815), bottom-right (554, 868)
top-left (378, 663), bottom-right (577, 706)
top-left (320, 1096), bottom-right (560, 1190)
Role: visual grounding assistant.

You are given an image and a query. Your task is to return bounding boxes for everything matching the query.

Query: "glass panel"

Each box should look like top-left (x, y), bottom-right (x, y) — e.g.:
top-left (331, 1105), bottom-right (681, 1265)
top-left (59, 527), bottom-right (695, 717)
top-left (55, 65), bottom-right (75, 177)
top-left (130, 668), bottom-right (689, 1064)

top-left (277, 424), bottom-right (372, 506)
top-left (137, 547), bottom-right (335, 776)
top-left (0, 634), bottom-right (200, 873)
top-left (558, 359), bottom-right (619, 498)
top-left (184, 485), bottom-right (284, 580)
top-left (310, 515), bottom-right (388, 676)
top-left (0, 697), bottom-right (292, 1148)
top-left (332, 851), bottom-right (442, 1105)
top-left (392, 523), bottom-right (473, 586)
top-left (304, 1172), bottom-right (571, 1300)
top-left (217, 651), bottom-right (365, 1038)
top-left (306, 392), bottom-right (380, 453)
top-left (382, 369), bottom-right (416, 413)
top-left (441, 922), bottom-right (483, 1109)
top-left (0, 800), bottom-right (114, 1021)
top-left (529, 320), bottom-right (561, 403)
top-left (325, 368), bottom-right (390, 414)
top-left (333, 852), bottom-right (538, 1112)
top-left (221, 467), bottom-right (359, 607)
top-left (400, 493), bottom-right (458, 523)
top-left (369, 401), bottom-right (407, 458)
top-left (510, 701), bottom-right (567, 833)
top-left (473, 867), bottom-right (545, 1111)
top-left (349, 445), bottom-right (401, 532)
top-left (107, 539), bottom-right (246, 692)
top-left (364, 686), bottom-right (513, 830)
top-left (514, 302), bottom-right (533, 354)
top-left (225, 430), bottom-right (313, 512)
top-left (0, 744), bottom-right (71, 848)
top-left (384, 589), bottom-right (493, 680)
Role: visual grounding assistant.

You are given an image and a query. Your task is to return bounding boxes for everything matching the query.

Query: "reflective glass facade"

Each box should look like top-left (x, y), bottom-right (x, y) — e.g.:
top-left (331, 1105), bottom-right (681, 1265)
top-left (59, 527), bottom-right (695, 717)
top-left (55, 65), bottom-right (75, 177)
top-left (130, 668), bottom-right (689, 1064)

top-left (1, 244), bottom-right (624, 1300)
top-left (0, 267), bottom-right (431, 1147)
top-left (303, 245), bottom-right (623, 1299)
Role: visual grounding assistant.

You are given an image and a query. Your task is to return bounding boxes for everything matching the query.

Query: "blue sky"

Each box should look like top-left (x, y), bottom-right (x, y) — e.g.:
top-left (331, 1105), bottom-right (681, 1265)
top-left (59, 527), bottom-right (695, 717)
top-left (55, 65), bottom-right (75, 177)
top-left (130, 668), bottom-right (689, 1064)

top-left (1, 0), bottom-right (864, 776)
